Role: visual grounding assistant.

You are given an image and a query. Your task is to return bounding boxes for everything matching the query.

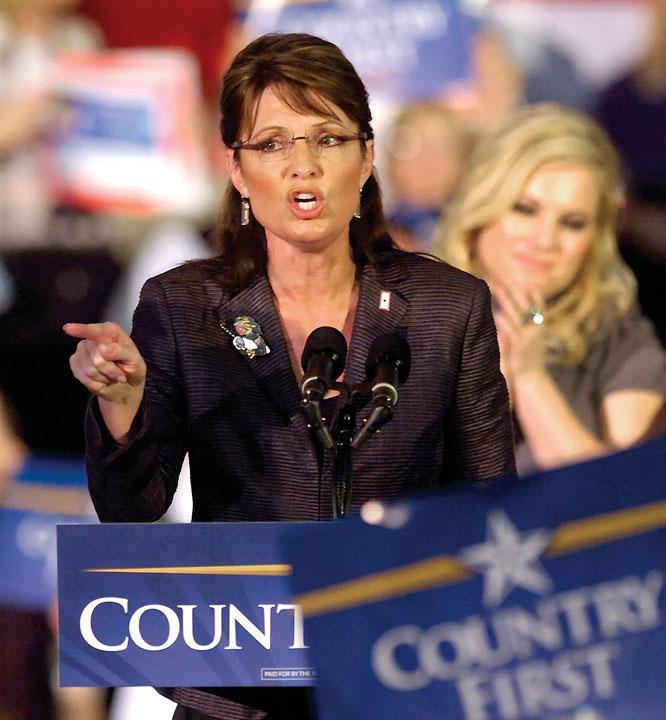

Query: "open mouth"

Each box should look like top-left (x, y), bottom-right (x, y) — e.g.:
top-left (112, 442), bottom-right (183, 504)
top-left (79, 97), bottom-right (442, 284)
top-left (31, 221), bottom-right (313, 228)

top-left (293, 192), bottom-right (317, 211)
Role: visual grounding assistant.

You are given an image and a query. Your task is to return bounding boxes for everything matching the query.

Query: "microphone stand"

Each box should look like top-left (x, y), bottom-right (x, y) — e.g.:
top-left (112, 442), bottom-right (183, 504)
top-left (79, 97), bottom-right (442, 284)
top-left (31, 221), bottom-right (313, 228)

top-left (309, 380), bottom-right (392, 519)
top-left (302, 379), bottom-right (359, 518)
top-left (331, 393), bottom-right (356, 519)
top-left (328, 382), bottom-right (373, 519)
top-left (305, 334), bottom-right (409, 519)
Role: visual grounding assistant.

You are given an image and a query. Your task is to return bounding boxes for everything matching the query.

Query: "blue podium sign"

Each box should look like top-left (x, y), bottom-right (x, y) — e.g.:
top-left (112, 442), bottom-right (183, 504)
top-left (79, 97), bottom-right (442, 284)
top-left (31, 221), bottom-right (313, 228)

top-left (58, 522), bottom-right (317, 687)
top-left (283, 437), bottom-right (666, 720)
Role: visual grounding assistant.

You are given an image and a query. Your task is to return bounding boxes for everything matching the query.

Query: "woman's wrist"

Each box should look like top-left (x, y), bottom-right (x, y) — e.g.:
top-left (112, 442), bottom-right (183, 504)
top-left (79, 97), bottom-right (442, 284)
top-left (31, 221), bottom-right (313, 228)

top-left (98, 384), bottom-right (145, 444)
top-left (511, 368), bottom-right (554, 407)
top-left (511, 365), bottom-right (550, 387)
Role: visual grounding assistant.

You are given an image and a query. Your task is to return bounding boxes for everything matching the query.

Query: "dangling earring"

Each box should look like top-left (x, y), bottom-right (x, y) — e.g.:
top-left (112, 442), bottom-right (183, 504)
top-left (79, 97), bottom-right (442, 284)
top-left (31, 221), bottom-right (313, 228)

top-left (353, 189), bottom-right (362, 219)
top-left (240, 196), bottom-right (251, 226)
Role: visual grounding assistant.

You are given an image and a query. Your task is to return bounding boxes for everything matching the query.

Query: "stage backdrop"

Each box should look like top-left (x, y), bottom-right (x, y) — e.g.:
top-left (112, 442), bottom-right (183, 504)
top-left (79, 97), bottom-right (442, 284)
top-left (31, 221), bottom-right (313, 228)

top-left (283, 435), bottom-right (666, 720)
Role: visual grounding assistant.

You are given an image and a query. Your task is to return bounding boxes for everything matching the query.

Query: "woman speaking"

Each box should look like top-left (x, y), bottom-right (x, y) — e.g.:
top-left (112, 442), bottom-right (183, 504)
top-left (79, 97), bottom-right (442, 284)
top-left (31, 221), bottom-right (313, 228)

top-left (65, 34), bottom-right (514, 719)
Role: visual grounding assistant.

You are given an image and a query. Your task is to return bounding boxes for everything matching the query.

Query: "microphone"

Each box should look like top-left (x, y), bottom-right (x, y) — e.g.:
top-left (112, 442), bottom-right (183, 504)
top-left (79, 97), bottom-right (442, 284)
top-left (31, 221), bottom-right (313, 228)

top-left (301, 326), bottom-right (347, 401)
top-left (300, 327), bottom-right (347, 449)
top-left (351, 333), bottom-right (411, 449)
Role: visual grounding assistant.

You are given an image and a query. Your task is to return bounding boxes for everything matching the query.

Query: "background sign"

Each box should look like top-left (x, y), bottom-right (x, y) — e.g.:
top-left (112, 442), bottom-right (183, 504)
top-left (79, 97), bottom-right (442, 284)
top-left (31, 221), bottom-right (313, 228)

top-left (243, 0), bottom-right (480, 102)
top-left (48, 49), bottom-right (214, 217)
top-left (0, 455), bottom-right (90, 611)
top-left (58, 522), bottom-right (317, 687)
top-left (283, 436), bottom-right (666, 719)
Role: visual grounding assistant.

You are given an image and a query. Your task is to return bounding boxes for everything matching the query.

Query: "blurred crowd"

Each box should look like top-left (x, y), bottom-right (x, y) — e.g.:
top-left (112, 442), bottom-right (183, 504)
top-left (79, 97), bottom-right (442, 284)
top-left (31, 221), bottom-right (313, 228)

top-left (0, 0), bottom-right (664, 718)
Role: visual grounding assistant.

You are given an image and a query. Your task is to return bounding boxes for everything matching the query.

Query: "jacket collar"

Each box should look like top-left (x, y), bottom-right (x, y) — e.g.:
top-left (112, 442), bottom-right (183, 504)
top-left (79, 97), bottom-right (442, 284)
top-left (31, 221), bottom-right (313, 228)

top-left (213, 259), bottom-right (410, 421)
top-left (344, 261), bottom-right (409, 386)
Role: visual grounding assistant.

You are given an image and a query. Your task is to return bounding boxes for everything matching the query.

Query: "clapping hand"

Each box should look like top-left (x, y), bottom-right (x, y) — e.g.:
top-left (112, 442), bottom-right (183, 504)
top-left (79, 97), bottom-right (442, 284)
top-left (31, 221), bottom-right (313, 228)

top-left (489, 282), bottom-right (547, 394)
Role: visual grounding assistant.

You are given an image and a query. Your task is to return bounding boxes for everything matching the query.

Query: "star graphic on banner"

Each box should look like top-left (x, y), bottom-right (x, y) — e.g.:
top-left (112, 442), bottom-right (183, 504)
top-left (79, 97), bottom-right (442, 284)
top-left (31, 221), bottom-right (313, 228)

top-left (459, 510), bottom-right (553, 607)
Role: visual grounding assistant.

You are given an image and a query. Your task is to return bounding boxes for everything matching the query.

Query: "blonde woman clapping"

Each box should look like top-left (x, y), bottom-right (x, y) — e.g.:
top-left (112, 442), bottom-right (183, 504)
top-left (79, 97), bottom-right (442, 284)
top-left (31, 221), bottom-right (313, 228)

top-left (436, 104), bottom-right (666, 473)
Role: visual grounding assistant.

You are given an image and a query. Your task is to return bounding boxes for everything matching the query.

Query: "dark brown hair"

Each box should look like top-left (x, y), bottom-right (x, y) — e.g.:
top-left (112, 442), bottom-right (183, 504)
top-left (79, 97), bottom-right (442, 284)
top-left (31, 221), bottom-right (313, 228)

top-left (214, 33), bottom-right (393, 290)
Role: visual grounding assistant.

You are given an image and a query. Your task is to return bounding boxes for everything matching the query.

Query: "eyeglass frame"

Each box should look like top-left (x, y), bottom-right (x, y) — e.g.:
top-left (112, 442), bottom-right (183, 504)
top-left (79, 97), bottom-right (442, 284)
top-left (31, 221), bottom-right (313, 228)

top-left (230, 129), bottom-right (369, 162)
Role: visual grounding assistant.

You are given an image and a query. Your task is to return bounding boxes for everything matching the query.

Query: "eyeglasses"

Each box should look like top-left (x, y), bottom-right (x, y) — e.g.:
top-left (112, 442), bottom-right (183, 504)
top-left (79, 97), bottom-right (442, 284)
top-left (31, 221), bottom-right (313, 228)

top-left (231, 129), bottom-right (368, 162)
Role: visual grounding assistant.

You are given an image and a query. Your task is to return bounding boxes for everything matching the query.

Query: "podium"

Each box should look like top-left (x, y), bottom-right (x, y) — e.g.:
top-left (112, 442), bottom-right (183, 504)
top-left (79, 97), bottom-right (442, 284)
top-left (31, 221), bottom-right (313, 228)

top-left (58, 522), bottom-right (316, 687)
top-left (58, 437), bottom-right (666, 720)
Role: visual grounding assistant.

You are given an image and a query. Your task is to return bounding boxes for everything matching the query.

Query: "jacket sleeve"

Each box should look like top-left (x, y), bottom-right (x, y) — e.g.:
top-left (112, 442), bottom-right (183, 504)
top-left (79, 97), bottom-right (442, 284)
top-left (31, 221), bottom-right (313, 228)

top-left (442, 279), bottom-right (516, 484)
top-left (85, 277), bottom-right (187, 522)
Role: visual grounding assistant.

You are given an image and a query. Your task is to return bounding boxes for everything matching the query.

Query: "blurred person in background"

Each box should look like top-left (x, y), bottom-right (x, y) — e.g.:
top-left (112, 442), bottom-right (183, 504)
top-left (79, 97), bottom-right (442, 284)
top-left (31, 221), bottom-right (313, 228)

top-left (436, 104), bottom-right (666, 475)
top-left (0, 0), bottom-right (101, 246)
top-left (457, 31), bottom-right (524, 135)
top-left (381, 32), bottom-right (522, 253)
top-left (594, 0), bottom-right (666, 347)
top-left (487, 8), bottom-right (595, 113)
top-left (384, 101), bottom-right (476, 252)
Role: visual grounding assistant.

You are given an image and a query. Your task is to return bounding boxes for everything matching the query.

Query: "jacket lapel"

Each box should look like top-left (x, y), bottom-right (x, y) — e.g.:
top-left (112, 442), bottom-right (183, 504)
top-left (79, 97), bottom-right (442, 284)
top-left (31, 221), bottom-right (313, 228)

top-left (345, 263), bottom-right (409, 386)
top-left (209, 260), bottom-right (411, 421)
top-left (216, 274), bottom-right (302, 422)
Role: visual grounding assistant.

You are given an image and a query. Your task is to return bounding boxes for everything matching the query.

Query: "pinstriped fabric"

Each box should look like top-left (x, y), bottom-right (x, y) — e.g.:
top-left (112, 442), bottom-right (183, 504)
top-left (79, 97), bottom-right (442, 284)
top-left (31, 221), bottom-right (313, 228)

top-left (163, 686), bottom-right (314, 719)
top-left (85, 250), bottom-right (515, 718)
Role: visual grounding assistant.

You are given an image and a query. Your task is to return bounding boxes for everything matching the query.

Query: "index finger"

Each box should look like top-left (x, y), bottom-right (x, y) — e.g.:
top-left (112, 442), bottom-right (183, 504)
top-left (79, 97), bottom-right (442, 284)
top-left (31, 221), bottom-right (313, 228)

top-left (63, 322), bottom-right (127, 344)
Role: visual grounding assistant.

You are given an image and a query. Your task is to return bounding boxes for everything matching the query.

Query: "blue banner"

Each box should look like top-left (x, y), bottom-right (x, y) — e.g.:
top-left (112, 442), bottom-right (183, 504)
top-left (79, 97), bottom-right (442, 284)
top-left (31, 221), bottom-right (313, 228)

top-left (57, 522), bottom-right (317, 687)
top-left (243, 0), bottom-right (480, 102)
top-left (283, 436), bottom-right (666, 719)
top-left (0, 455), bottom-right (90, 610)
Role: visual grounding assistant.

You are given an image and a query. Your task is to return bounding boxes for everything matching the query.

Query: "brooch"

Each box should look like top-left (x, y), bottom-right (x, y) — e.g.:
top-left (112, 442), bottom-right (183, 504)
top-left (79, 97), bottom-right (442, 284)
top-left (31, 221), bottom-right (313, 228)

top-left (220, 316), bottom-right (270, 359)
